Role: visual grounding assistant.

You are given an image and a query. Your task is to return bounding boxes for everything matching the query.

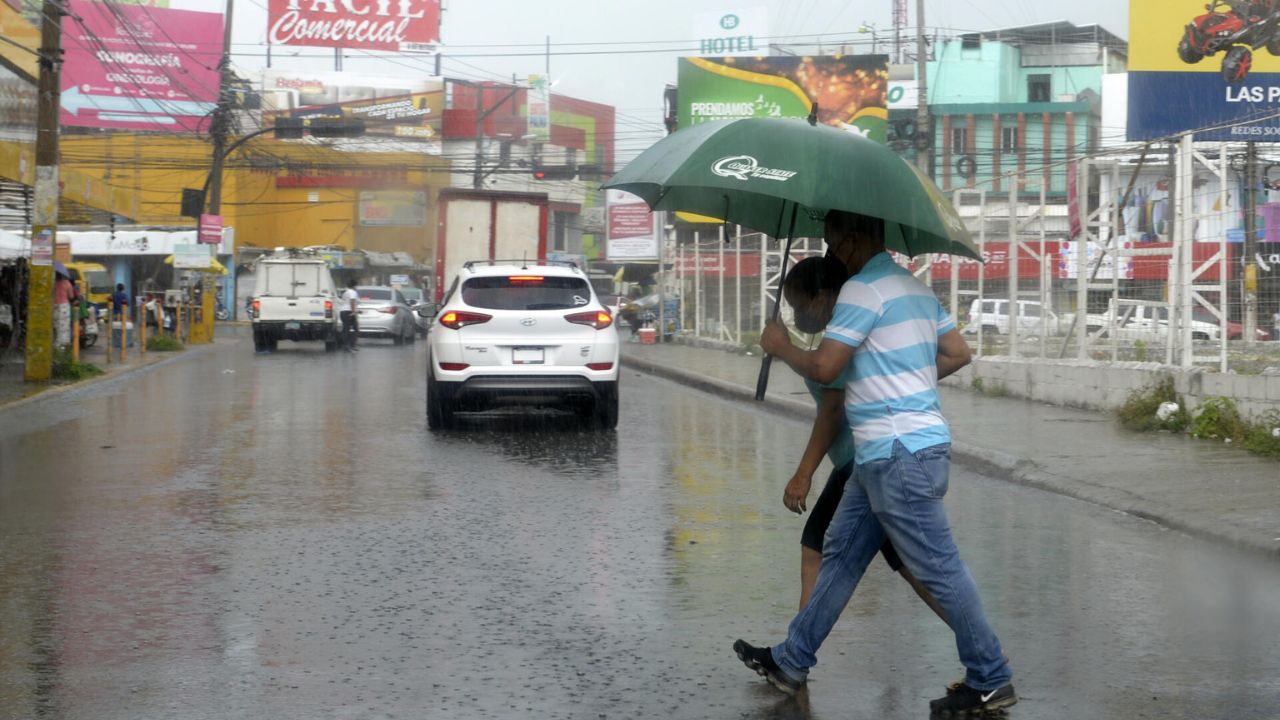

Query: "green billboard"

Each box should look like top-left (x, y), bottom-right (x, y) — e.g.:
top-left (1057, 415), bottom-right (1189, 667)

top-left (677, 55), bottom-right (888, 143)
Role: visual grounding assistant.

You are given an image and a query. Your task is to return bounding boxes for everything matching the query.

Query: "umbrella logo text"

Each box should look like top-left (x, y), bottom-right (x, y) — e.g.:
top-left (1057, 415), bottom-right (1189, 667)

top-left (712, 156), bottom-right (798, 183)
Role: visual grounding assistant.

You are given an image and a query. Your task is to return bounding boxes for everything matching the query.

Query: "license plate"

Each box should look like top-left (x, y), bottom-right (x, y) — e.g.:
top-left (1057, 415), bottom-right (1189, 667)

top-left (512, 346), bottom-right (544, 364)
top-left (285, 322), bottom-right (301, 330)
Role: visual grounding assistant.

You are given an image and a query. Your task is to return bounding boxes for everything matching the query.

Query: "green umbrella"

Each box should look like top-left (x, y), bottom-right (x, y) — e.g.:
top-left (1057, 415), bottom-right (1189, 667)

top-left (603, 116), bottom-right (980, 261)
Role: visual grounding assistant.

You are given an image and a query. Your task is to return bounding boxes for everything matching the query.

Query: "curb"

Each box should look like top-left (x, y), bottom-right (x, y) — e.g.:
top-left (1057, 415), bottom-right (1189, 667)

top-left (0, 344), bottom-right (211, 415)
top-left (622, 354), bottom-right (1280, 561)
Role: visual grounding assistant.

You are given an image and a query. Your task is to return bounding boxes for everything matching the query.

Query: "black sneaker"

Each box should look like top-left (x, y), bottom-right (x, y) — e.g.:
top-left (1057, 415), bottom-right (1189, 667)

top-left (732, 639), bottom-right (805, 695)
top-left (930, 683), bottom-right (1017, 716)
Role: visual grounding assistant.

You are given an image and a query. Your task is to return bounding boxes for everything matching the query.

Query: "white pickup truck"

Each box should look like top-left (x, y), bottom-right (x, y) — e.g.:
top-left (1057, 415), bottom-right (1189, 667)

top-left (249, 251), bottom-right (340, 353)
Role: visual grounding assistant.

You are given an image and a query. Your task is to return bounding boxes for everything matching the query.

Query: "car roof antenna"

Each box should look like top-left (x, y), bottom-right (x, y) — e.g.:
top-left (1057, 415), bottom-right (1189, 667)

top-left (521, 252), bottom-right (528, 270)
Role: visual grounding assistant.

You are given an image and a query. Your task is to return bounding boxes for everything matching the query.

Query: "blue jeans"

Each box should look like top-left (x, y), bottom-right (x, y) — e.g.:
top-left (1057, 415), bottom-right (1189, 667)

top-left (772, 440), bottom-right (1011, 691)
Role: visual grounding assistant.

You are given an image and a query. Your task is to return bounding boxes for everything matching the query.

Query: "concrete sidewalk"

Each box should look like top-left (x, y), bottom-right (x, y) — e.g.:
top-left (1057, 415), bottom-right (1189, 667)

top-left (621, 341), bottom-right (1280, 559)
top-left (0, 329), bottom-right (216, 411)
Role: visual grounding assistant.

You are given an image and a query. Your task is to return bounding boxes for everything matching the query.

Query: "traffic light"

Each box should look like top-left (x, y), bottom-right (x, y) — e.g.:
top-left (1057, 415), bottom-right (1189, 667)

top-left (181, 188), bottom-right (205, 218)
top-left (531, 161), bottom-right (578, 181)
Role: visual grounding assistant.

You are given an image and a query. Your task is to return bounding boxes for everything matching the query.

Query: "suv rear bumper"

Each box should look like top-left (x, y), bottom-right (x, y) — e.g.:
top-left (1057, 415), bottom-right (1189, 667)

top-left (439, 374), bottom-right (610, 409)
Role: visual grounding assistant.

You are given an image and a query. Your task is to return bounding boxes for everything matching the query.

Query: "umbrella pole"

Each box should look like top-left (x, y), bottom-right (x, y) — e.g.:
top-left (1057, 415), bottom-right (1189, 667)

top-left (755, 202), bottom-right (800, 401)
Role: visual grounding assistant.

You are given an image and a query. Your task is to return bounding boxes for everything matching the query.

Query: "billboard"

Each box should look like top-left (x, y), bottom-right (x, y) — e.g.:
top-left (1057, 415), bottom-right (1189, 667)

top-left (677, 55), bottom-right (888, 141)
top-left (358, 191), bottom-right (426, 227)
top-left (60, 0), bottom-right (222, 132)
top-left (263, 70), bottom-right (443, 151)
top-left (1129, 0), bottom-right (1280, 140)
top-left (268, 0), bottom-right (440, 52)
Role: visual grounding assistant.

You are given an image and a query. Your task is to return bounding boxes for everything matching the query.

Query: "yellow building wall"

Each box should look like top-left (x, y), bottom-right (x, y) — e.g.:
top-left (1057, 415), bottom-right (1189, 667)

top-left (57, 133), bottom-right (452, 261)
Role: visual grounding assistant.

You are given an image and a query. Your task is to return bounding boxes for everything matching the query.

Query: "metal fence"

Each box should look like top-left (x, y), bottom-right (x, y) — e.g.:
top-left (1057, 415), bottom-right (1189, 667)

top-left (665, 143), bottom-right (1280, 375)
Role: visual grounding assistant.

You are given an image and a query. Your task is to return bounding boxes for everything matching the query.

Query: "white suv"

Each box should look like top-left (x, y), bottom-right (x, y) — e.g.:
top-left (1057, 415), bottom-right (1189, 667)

top-left (426, 261), bottom-right (620, 430)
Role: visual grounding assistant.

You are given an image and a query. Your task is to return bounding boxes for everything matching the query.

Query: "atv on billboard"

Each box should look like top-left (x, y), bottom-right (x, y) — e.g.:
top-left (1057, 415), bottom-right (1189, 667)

top-left (1129, 0), bottom-right (1280, 140)
top-left (268, 0), bottom-right (441, 52)
top-left (677, 55), bottom-right (888, 142)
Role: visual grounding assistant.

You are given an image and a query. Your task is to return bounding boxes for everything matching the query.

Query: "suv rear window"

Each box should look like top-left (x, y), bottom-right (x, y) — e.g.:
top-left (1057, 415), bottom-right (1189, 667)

top-left (461, 276), bottom-right (592, 311)
top-left (262, 263), bottom-right (324, 297)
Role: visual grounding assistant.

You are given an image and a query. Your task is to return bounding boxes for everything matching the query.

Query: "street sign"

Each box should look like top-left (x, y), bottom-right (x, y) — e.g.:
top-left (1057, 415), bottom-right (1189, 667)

top-left (173, 243), bottom-right (212, 269)
top-left (198, 214), bottom-right (222, 245)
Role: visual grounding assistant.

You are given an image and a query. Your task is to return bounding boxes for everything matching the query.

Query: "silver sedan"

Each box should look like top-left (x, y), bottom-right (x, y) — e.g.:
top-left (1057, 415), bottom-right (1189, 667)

top-left (354, 286), bottom-right (417, 346)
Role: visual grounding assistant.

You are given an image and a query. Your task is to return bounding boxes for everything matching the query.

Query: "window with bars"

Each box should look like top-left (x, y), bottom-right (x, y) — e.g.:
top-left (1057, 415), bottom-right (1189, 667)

top-left (951, 127), bottom-right (969, 153)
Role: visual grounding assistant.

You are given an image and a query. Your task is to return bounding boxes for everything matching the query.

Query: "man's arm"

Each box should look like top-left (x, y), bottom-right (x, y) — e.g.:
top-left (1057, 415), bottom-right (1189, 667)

top-left (936, 328), bottom-right (972, 380)
top-left (783, 387), bottom-right (845, 514)
top-left (760, 322), bottom-right (855, 385)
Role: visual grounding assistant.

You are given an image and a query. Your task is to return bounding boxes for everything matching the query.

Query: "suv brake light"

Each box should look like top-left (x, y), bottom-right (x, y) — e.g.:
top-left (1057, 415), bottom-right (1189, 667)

top-left (251, 299), bottom-right (260, 319)
top-left (378, 306), bottom-right (398, 315)
top-left (324, 300), bottom-right (333, 318)
top-left (566, 310), bottom-right (613, 330)
top-left (438, 310), bottom-right (492, 329)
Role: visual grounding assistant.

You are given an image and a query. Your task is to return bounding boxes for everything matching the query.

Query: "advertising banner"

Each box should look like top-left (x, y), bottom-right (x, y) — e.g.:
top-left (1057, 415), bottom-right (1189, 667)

top-left (672, 251), bottom-right (762, 277)
top-left (1129, 0), bottom-right (1280, 140)
top-left (928, 241), bottom-right (1065, 281)
top-left (358, 191), bottom-right (426, 227)
top-left (263, 70), bottom-right (443, 150)
top-left (677, 55), bottom-right (888, 141)
top-left (527, 73), bottom-right (551, 144)
top-left (606, 189), bottom-right (660, 260)
top-left (60, 0), bottom-right (222, 132)
top-left (267, 0), bottom-right (440, 52)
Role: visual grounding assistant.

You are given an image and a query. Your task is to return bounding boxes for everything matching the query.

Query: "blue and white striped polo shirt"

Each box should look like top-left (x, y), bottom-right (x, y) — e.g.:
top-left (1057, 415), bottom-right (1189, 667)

top-left (824, 251), bottom-right (956, 464)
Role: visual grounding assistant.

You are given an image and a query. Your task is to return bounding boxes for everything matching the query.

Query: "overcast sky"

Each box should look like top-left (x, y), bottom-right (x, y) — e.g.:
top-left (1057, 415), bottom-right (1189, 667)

top-left (226, 0), bottom-right (1131, 158)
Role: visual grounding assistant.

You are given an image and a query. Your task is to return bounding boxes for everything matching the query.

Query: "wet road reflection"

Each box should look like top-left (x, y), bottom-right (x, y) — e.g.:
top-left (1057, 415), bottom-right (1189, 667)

top-left (1, 328), bottom-right (1278, 719)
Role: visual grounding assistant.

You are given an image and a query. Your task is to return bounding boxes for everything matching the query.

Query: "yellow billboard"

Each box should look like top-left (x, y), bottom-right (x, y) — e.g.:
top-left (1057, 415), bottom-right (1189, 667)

top-left (1129, 0), bottom-right (1280, 140)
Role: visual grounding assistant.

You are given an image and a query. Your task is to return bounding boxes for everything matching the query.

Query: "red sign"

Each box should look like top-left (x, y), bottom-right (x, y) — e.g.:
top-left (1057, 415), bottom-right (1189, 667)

top-left (268, 0), bottom-right (441, 52)
top-left (198, 214), bottom-right (223, 245)
top-left (925, 242), bottom-right (1063, 281)
top-left (672, 251), bottom-right (762, 277)
top-left (60, 0), bottom-right (222, 132)
top-left (1128, 241), bottom-right (1236, 282)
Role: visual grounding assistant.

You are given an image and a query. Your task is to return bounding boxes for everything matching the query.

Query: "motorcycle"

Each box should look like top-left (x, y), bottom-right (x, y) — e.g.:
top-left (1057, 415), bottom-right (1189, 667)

top-left (78, 302), bottom-right (99, 348)
top-left (1179, 0), bottom-right (1280, 83)
top-left (215, 295), bottom-right (230, 321)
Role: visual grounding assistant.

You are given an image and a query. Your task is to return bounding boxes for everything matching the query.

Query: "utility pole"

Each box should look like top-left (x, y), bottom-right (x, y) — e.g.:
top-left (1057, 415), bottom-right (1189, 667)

top-left (914, 0), bottom-right (930, 177)
top-left (207, 0), bottom-right (234, 217)
top-left (1243, 142), bottom-right (1260, 343)
top-left (25, 0), bottom-right (63, 382)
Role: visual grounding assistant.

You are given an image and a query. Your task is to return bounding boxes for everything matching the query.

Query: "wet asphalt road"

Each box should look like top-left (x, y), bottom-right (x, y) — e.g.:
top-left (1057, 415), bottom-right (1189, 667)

top-left (2, 327), bottom-right (1280, 720)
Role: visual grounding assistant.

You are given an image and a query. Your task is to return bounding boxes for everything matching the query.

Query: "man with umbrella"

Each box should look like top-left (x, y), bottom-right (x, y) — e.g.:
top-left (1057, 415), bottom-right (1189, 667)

top-left (603, 116), bottom-right (1013, 714)
top-left (737, 209), bottom-right (1015, 716)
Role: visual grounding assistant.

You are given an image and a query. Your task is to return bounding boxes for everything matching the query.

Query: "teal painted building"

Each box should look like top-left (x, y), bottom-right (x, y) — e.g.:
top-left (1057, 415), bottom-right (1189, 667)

top-left (903, 22), bottom-right (1127, 198)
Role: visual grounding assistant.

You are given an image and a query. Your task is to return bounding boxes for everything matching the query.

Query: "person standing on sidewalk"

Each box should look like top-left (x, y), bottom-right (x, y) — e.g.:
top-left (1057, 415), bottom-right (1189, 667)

top-left (52, 270), bottom-right (78, 349)
top-left (340, 280), bottom-right (359, 352)
top-left (737, 210), bottom-right (1015, 717)
top-left (1272, 308), bottom-right (1280, 342)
